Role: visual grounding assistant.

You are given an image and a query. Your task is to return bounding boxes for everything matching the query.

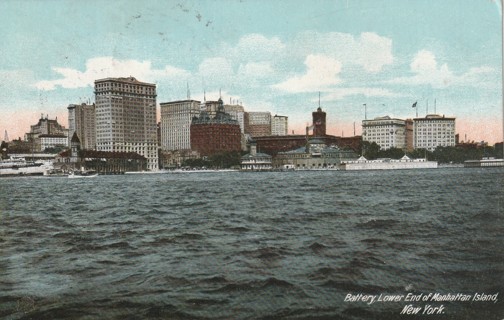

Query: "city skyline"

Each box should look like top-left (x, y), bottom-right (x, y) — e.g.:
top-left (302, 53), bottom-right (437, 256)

top-left (0, 0), bottom-right (502, 144)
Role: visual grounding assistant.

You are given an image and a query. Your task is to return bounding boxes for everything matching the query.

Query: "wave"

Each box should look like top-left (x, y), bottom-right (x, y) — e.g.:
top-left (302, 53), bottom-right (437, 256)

top-left (355, 219), bottom-right (399, 229)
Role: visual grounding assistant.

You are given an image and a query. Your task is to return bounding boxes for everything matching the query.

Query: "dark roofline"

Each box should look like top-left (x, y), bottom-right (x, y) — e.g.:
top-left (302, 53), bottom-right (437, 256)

top-left (94, 77), bottom-right (156, 87)
top-left (39, 134), bottom-right (67, 138)
top-left (160, 99), bottom-right (201, 105)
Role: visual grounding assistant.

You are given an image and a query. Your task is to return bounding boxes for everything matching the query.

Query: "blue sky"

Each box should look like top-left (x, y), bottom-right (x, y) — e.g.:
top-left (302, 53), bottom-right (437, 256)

top-left (0, 0), bottom-right (502, 143)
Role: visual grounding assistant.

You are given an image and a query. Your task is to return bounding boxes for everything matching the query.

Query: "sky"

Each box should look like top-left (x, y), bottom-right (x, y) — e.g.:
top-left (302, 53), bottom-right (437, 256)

top-left (0, 0), bottom-right (502, 144)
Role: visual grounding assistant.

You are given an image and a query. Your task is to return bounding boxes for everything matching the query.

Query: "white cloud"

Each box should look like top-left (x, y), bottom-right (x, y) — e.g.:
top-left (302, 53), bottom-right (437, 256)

top-left (290, 31), bottom-right (394, 73)
top-left (223, 33), bottom-right (285, 62)
top-left (356, 32), bottom-right (394, 73)
top-left (321, 87), bottom-right (402, 101)
top-left (237, 62), bottom-right (274, 78)
top-left (197, 57), bottom-right (234, 81)
top-left (410, 50), bottom-right (438, 73)
top-left (272, 54), bottom-right (342, 93)
top-left (34, 57), bottom-right (190, 90)
top-left (387, 50), bottom-right (496, 89)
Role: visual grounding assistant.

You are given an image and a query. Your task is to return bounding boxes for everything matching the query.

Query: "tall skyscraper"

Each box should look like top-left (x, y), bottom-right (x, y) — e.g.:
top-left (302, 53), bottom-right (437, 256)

top-left (160, 99), bottom-right (201, 151)
top-left (271, 115), bottom-right (288, 136)
top-left (68, 103), bottom-right (96, 150)
top-left (94, 77), bottom-right (158, 170)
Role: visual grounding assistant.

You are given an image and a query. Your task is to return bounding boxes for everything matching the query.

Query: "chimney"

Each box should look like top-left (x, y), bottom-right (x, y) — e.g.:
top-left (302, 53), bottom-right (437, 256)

top-left (250, 142), bottom-right (257, 156)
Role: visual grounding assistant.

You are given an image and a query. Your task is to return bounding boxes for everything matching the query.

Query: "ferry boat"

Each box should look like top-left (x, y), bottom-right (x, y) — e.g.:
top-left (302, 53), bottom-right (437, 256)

top-left (0, 157), bottom-right (53, 176)
top-left (340, 155), bottom-right (438, 171)
top-left (463, 157), bottom-right (504, 168)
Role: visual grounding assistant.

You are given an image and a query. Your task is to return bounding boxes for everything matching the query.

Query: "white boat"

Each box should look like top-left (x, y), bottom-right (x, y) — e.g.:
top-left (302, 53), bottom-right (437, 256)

top-left (464, 157), bottom-right (504, 168)
top-left (68, 170), bottom-right (98, 178)
top-left (163, 169), bottom-right (239, 174)
top-left (0, 157), bottom-right (53, 176)
top-left (340, 155), bottom-right (438, 171)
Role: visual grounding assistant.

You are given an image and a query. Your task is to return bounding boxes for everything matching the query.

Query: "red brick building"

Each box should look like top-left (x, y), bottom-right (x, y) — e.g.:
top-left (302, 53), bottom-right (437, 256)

top-left (251, 107), bottom-right (361, 156)
top-left (254, 135), bottom-right (362, 156)
top-left (244, 112), bottom-right (271, 137)
top-left (190, 99), bottom-right (242, 157)
top-left (312, 107), bottom-right (326, 136)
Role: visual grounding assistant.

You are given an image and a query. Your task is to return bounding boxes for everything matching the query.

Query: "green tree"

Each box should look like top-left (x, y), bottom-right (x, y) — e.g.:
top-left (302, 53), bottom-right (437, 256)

top-left (361, 141), bottom-right (380, 159)
top-left (377, 147), bottom-right (405, 159)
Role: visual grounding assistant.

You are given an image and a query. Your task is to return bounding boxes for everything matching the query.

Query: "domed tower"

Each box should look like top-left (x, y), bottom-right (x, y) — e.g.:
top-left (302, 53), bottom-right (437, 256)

top-left (312, 107), bottom-right (326, 136)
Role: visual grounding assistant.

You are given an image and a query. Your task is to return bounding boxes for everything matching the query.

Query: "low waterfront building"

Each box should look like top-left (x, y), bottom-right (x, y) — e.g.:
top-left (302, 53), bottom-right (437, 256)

top-left (56, 133), bottom-right (146, 173)
top-left (254, 134), bottom-right (362, 157)
top-left (273, 138), bottom-right (358, 169)
top-left (159, 149), bottom-right (200, 169)
top-left (240, 141), bottom-right (272, 171)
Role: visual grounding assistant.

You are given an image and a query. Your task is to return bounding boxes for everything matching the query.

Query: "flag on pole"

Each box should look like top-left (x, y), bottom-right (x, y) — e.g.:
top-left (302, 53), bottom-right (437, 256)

top-left (412, 102), bottom-right (417, 108)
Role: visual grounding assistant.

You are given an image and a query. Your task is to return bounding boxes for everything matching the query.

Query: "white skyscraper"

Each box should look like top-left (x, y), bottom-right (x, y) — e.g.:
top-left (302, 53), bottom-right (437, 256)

top-left (414, 114), bottom-right (456, 151)
top-left (94, 77), bottom-right (158, 170)
top-left (271, 115), bottom-right (288, 136)
top-left (362, 116), bottom-right (407, 150)
top-left (160, 100), bottom-right (201, 151)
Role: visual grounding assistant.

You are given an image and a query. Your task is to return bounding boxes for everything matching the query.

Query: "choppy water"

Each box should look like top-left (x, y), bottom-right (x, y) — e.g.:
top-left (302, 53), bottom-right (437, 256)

top-left (0, 168), bottom-right (503, 319)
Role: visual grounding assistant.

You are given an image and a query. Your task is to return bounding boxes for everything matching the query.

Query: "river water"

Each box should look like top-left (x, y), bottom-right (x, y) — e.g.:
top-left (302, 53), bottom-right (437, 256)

top-left (0, 168), bottom-right (503, 319)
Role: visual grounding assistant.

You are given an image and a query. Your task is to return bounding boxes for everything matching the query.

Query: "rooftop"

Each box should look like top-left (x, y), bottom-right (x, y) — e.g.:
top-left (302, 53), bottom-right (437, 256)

top-left (94, 76), bottom-right (156, 86)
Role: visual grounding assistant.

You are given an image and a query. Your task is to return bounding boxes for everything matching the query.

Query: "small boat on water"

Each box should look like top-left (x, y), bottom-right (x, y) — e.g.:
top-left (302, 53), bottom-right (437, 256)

top-left (68, 170), bottom-right (98, 178)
